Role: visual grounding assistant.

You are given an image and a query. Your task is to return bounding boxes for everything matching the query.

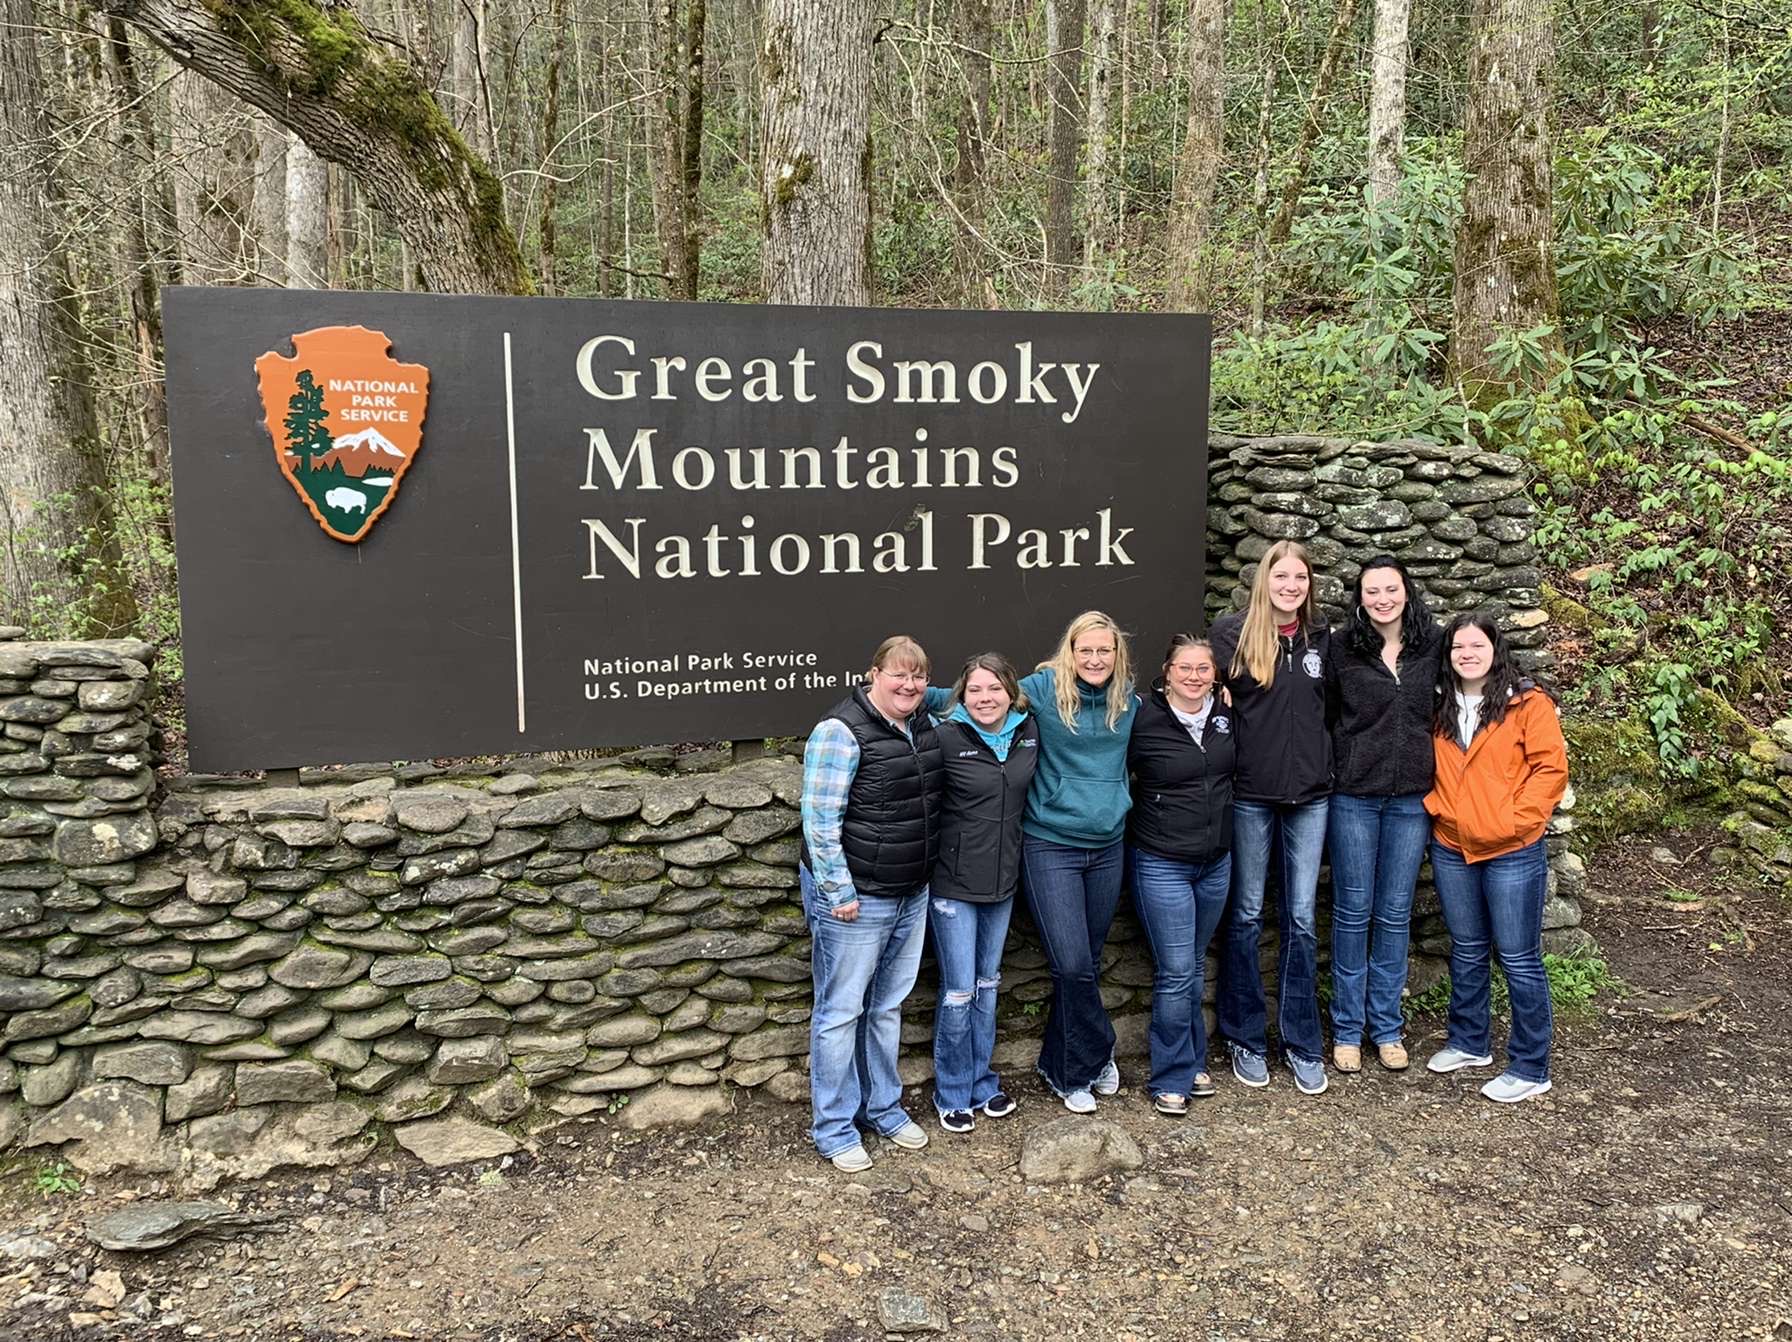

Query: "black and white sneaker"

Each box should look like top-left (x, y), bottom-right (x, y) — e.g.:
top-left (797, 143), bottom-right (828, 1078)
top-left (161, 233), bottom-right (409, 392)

top-left (980, 1092), bottom-right (1018, 1118)
top-left (939, 1109), bottom-right (976, 1134)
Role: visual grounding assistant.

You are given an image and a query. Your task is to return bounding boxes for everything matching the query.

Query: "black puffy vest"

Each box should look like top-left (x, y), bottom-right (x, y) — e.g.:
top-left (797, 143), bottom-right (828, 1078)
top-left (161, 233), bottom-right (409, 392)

top-left (930, 714), bottom-right (1039, 905)
top-left (810, 687), bottom-right (945, 900)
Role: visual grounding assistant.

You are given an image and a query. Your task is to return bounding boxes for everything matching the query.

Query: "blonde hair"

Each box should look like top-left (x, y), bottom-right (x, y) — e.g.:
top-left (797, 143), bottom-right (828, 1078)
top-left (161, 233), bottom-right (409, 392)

top-left (866, 634), bottom-right (929, 679)
top-left (1038, 610), bottom-right (1132, 733)
top-left (1231, 540), bottom-right (1316, 688)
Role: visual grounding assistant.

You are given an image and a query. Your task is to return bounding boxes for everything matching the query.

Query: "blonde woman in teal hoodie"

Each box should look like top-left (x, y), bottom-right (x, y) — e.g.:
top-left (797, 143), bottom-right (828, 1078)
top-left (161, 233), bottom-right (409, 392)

top-left (1017, 611), bottom-right (1138, 1113)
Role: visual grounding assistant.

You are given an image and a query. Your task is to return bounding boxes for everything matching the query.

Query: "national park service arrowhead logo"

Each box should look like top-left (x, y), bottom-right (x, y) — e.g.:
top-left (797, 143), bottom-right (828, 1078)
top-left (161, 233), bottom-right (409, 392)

top-left (254, 326), bottom-right (429, 543)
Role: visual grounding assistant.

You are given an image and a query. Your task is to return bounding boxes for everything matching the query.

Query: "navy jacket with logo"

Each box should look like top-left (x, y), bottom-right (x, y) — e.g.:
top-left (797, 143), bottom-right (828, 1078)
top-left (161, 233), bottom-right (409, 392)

top-left (1127, 687), bottom-right (1235, 864)
top-left (1208, 612), bottom-right (1333, 805)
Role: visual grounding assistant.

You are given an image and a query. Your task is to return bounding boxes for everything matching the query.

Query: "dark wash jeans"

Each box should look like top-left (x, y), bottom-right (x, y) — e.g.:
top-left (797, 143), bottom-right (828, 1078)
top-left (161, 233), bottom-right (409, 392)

top-left (1021, 835), bottom-right (1123, 1094)
top-left (1327, 792), bottom-right (1431, 1047)
top-left (1129, 845), bottom-right (1232, 1096)
top-left (1217, 798), bottom-right (1329, 1062)
top-left (929, 894), bottom-right (1014, 1113)
top-left (1430, 836), bottom-right (1554, 1082)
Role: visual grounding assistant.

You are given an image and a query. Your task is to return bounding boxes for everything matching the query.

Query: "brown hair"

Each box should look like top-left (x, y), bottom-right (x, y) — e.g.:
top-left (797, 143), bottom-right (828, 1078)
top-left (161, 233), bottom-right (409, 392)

top-left (946, 652), bottom-right (1028, 714)
top-left (866, 634), bottom-right (929, 679)
top-left (1161, 633), bottom-right (1215, 672)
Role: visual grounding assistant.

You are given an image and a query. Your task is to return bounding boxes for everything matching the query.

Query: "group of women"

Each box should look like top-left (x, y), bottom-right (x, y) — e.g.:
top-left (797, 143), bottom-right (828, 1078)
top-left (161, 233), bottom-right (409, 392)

top-left (797, 540), bottom-right (1570, 1172)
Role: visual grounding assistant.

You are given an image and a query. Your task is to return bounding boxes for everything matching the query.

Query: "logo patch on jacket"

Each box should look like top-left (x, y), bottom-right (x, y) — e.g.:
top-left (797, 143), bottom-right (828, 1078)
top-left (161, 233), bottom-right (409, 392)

top-left (1212, 715), bottom-right (1231, 734)
top-left (1302, 651), bottom-right (1324, 679)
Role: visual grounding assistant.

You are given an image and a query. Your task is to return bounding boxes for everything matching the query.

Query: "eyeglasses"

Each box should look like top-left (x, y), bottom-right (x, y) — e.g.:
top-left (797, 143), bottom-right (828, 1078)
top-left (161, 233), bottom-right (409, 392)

top-left (1075, 647), bottom-right (1116, 658)
top-left (877, 669), bottom-right (927, 685)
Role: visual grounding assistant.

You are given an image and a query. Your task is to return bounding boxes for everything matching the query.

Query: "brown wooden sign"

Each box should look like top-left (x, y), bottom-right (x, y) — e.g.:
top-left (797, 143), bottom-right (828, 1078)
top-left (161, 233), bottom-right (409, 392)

top-left (165, 289), bottom-right (1211, 771)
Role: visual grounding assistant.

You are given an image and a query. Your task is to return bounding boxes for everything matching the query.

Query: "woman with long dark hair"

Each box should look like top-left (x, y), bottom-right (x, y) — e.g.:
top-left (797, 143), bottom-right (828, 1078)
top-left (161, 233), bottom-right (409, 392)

top-left (1127, 635), bottom-right (1235, 1116)
top-left (927, 653), bottom-right (1037, 1133)
top-left (1424, 612), bottom-right (1569, 1103)
top-left (1209, 540), bottom-right (1333, 1097)
top-left (1326, 556), bottom-right (1442, 1075)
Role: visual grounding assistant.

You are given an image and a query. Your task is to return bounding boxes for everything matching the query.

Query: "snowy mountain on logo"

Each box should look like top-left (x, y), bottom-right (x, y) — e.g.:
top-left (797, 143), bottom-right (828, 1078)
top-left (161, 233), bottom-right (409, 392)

top-left (319, 426), bottom-right (406, 475)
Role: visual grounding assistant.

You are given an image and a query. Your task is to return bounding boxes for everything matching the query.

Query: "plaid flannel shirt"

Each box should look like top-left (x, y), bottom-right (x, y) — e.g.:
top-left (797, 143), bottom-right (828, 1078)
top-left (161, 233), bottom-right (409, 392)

top-left (800, 717), bottom-right (861, 906)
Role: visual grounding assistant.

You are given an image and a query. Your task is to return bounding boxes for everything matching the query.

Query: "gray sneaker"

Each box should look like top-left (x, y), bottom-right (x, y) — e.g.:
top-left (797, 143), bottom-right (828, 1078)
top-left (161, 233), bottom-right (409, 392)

top-left (1229, 1044), bottom-right (1270, 1088)
top-left (1062, 1088), bottom-right (1098, 1114)
top-left (1481, 1072), bottom-right (1553, 1104)
top-left (1092, 1058), bottom-right (1121, 1096)
top-left (1286, 1050), bottom-right (1329, 1096)
top-left (1426, 1046), bottom-right (1495, 1074)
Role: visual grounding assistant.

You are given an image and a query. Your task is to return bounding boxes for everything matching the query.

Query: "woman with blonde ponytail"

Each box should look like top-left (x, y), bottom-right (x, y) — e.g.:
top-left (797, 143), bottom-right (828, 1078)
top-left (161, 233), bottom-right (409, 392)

top-left (1011, 611), bottom-right (1139, 1113)
top-left (1208, 541), bottom-right (1335, 1098)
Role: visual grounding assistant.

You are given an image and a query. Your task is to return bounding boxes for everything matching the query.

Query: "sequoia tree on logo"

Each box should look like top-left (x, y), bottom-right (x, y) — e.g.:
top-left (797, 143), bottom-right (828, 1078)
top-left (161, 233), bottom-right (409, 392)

top-left (254, 326), bottom-right (430, 543)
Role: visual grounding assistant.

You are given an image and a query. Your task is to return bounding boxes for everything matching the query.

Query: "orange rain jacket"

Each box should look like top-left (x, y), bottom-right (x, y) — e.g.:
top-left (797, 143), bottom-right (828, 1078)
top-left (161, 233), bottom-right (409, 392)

top-left (1425, 687), bottom-right (1570, 863)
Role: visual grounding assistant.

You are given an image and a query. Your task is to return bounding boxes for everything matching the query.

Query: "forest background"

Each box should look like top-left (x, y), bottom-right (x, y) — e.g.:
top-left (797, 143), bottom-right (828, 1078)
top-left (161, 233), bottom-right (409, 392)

top-left (0, 0), bottom-right (1788, 826)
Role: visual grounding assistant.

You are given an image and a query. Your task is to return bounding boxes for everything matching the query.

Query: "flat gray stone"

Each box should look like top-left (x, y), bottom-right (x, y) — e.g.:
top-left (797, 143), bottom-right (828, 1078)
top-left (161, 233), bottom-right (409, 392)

top-left (93, 1041), bottom-right (192, 1085)
top-left (1019, 1117), bottom-right (1144, 1185)
top-left (235, 1059), bottom-right (336, 1105)
top-left (394, 1116), bottom-right (519, 1167)
top-left (85, 1200), bottom-right (280, 1251)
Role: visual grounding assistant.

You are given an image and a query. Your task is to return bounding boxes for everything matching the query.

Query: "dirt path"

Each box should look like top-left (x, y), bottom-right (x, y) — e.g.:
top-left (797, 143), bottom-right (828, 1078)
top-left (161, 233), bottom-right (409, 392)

top-left (3, 831), bottom-right (1790, 1342)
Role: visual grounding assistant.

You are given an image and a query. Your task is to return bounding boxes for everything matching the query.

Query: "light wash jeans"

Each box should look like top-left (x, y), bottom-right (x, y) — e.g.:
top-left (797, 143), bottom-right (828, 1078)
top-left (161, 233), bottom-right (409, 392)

top-left (928, 895), bottom-right (1013, 1113)
top-left (801, 865), bottom-right (928, 1158)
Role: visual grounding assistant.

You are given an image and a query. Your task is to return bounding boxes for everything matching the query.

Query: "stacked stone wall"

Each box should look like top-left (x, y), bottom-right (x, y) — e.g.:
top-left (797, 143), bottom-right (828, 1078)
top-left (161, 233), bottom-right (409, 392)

top-left (0, 434), bottom-right (1589, 1181)
top-left (1724, 718), bottom-right (1792, 887)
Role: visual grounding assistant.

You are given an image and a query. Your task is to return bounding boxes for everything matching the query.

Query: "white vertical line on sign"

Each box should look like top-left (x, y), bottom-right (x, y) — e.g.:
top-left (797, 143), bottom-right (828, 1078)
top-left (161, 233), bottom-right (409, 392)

top-left (504, 331), bottom-right (526, 733)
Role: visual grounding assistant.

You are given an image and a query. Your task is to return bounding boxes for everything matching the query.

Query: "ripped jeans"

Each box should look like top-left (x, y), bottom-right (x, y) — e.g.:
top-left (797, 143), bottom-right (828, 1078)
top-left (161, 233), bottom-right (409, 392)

top-left (928, 894), bottom-right (1015, 1114)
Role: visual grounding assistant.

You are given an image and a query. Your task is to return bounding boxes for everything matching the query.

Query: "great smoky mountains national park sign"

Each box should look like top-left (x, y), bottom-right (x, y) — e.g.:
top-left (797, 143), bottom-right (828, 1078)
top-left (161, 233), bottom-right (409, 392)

top-left (164, 289), bottom-right (1211, 772)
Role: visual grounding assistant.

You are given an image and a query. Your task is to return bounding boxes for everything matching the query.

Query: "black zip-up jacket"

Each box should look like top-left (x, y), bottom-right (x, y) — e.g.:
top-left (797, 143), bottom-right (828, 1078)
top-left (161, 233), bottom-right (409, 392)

top-left (930, 714), bottom-right (1039, 904)
top-left (1330, 624), bottom-right (1443, 797)
top-left (1127, 687), bottom-right (1235, 863)
top-left (1207, 611), bottom-right (1333, 805)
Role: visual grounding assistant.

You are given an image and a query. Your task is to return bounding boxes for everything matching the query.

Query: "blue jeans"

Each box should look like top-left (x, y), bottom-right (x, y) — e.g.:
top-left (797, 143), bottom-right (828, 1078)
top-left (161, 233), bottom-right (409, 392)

top-left (1021, 835), bottom-right (1123, 1093)
top-left (801, 865), bottom-right (928, 1158)
top-left (1217, 798), bottom-right (1328, 1061)
top-left (929, 895), bottom-right (1014, 1113)
top-left (1430, 837), bottom-right (1553, 1082)
top-left (1327, 792), bottom-right (1430, 1047)
top-left (1129, 846), bottom-right (1232, 1096)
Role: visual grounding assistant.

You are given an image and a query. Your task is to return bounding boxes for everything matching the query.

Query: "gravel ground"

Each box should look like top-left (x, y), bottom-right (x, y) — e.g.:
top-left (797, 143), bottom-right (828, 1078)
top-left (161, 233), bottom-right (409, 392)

top-left (2, 830), bottom-right (1788, 1342)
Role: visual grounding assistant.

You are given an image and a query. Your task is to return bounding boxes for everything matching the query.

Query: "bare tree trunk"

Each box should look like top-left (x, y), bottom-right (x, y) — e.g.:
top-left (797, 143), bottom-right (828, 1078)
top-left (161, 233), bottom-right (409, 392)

top-left (1247, 0), bottom-right (1291, 332)
top-left (1164, 0), bottom-right (1224, 311)
top-left (1042, 0), bottom-right (1087, 299)
top-left (1367, 0), bottom-right (1411, 208)
top-left (1266, 0), bottom-right (1362, 244)
top-left (1450, 0), bottom-right (1560, 393)
top-left (253, 118), bottom-right (289, 284)
top-left (951, 0), bottom-right (993, 305)
top-left (1080, 0), bottom-right (1118, 284)
top-left (681, 0), bottom-right (706, 298)
top-left (97, 0), bottom-right (532, 294)
top-left (286, 133), bottom-right (330, 287)
top-left (101, 18), bottom-right (170, 491)
top-left (539, 0), bottom-right (569, 293)
top-left (759, 0), bottom-right (874, 306)
top-left (171, 70), bottom-right (258, 282)
top-left (450, 0), bottom-right (495, 159)
top-left (0, 0), bottom-right (138, 634)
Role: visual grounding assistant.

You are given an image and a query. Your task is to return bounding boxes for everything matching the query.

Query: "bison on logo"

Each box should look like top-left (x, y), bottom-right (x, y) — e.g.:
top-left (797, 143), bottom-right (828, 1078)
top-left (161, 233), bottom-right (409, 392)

top-left (254, 326), bottom-right (429, 543)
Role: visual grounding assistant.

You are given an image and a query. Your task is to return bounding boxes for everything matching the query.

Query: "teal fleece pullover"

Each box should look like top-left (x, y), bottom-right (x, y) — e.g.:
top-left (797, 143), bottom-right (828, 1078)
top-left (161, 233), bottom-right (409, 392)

top-left (1016, 667), bottom-right (1136, 847)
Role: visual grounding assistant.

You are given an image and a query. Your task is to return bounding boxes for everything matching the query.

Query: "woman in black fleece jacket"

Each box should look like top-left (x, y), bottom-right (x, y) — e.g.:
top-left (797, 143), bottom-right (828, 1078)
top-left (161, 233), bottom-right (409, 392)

top-left (1325, 556), bottom-right (1442, 1075)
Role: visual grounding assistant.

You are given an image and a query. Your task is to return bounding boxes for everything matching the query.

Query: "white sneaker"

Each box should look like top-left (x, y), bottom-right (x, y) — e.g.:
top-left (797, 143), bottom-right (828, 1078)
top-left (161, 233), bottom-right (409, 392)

top-left (1062, 1088), bottom-right (1098, 1114)
top-left (1425, 1046), bottom-right (1495, 1074)
top-left (1481, 1073), bottom-right (1553, 1104)
top-left (885, 1120), bottom-right (929, 1150)
top-left (1092, 1058), bottom-right (1121, 1096)
top-left (830, 1145), bottom-right (873, 1173)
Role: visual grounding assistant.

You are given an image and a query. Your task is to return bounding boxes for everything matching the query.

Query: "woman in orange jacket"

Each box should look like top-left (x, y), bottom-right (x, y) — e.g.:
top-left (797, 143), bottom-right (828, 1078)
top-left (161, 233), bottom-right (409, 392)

top-left (1422, 612), bottom-right (1569, 1103)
